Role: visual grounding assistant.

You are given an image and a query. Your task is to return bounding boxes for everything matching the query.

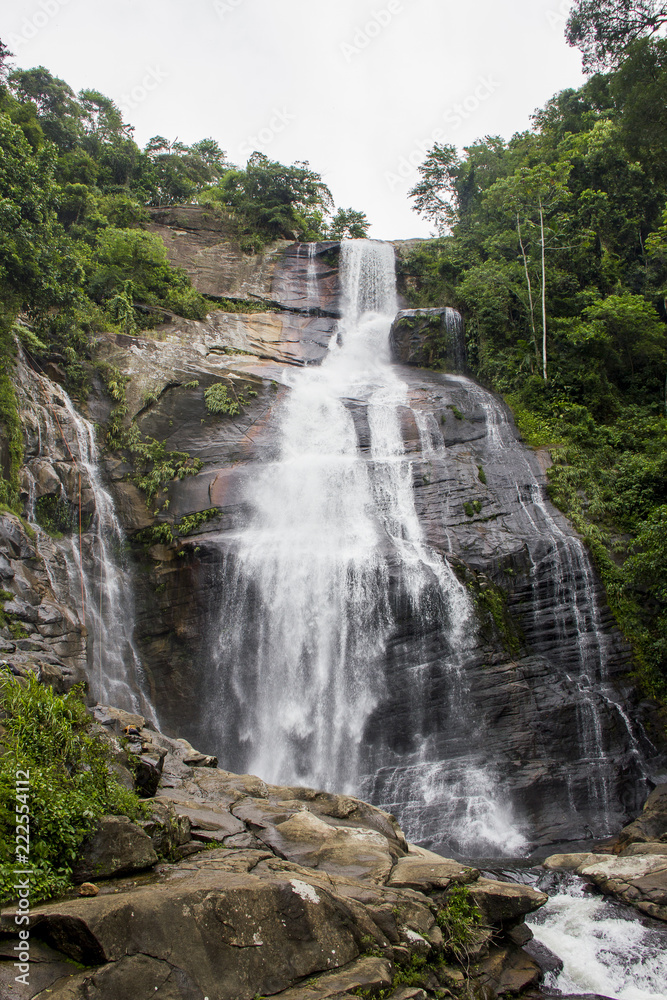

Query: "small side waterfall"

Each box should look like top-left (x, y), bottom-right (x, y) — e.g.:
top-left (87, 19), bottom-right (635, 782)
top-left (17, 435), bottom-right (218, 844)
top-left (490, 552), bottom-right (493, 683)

top-left (447, 376), bottom-right (648, 832)
top-left (16, 356), bottom-right (154, 719)
top-left (444, 307), bottom-right (466, 372)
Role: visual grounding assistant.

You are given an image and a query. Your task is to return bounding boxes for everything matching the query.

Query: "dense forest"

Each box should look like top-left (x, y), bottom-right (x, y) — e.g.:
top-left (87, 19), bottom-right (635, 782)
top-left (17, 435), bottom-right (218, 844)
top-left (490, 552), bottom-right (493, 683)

top-left (0, 0), bottom-right (666, 711)
top-left (400, 3), bottom-right (667, 704)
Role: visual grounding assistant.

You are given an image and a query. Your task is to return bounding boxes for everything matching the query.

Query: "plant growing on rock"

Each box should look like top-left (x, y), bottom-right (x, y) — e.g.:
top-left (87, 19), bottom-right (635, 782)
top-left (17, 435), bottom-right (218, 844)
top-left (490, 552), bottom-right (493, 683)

top-left (436, 886), bottom-right (483, 961)
top-left (204, 381), bottom-right (258, 416)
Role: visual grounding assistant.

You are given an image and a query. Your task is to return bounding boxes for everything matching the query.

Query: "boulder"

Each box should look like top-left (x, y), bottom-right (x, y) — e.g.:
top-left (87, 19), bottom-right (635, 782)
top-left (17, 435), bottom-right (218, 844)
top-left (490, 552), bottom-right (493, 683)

top-left (387, 855), bottom-right (479, 891)
top-left (468, 878), bottom-right (548, 924)
top-left (621, 841), bottom-right (667, 857)
top-left (72, 815), bottom-right (158, 884)
top-left (257, 810), bottom-right (397, 883)
top-left (138, 800), bottom-right (191, 857)
top-left (616, 784), bottom-right (667, 848)
top-left (577, 854), bottom-right (667, 921)
top-left (20, 851), bottom-right (366, 1000)
top-left (389, 308), bottom-right (465, 370)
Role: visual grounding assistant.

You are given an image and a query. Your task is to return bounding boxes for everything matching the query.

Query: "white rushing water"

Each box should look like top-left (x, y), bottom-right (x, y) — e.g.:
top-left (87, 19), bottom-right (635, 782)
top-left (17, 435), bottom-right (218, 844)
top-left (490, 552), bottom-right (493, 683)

top-left (211, 241), bottom-right (507, 833)
top-left (528, 875), bottom-right (667, 1000)
top-left (447, 375), bottom-right (645, 834)
top-left (18, 358), bottom-right (154, 719)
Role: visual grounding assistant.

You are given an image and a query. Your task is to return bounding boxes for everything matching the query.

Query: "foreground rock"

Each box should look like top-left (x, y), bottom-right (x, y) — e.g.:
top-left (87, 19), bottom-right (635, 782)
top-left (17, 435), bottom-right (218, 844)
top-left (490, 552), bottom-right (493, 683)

top-left (0, 708), bottom-right (547, 1000)
top-left (543, 784), bottom-right (667, 922)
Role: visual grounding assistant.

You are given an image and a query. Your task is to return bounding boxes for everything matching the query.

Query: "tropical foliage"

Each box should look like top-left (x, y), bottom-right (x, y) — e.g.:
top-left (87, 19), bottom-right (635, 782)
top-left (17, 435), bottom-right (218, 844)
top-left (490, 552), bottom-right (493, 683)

top-left (404, 30), bottom-right (667, 696)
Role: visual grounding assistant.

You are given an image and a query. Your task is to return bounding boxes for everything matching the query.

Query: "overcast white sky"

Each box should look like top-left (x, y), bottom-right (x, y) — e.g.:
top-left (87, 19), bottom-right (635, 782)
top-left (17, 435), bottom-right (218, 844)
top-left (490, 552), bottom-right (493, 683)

top-left (5, 0), bottom-right (584, 238)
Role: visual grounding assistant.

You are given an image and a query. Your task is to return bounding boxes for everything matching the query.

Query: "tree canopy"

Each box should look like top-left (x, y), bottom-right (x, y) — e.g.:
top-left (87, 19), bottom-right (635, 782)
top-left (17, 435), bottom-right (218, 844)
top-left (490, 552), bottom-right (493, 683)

top-left (566, 0), bottom-right (667, 71)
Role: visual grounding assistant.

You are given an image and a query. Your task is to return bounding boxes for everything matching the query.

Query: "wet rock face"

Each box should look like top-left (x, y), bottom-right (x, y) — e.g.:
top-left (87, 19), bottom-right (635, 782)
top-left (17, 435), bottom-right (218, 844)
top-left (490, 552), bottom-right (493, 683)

top-left (77, 238), bottom-right (652, 854)
top-left (0, 512), bottom-right (86, 690)
top-left (3, 235), bottom-right (655, 857)
top-left (390, 308), bottom-right (466, 371)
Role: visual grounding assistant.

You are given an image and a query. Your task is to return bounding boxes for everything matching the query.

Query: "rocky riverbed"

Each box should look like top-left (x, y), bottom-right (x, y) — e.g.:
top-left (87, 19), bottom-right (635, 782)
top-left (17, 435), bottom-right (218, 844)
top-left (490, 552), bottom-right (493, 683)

top-left (0, 705), bottom-right (548, 1000)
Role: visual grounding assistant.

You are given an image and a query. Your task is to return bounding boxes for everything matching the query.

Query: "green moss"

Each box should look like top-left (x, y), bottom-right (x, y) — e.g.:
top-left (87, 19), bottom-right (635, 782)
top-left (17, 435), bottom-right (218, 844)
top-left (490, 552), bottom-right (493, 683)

top-left (477, 465), bottom-right (487, 485)
top-left (473, 578), bottom-right (523, 657)
top-left (34, 494), bottom-right (82, 537)
top-left (448, 404), bottom-right (464, 421)
top-left (0, 330), bottom-right (24, 513)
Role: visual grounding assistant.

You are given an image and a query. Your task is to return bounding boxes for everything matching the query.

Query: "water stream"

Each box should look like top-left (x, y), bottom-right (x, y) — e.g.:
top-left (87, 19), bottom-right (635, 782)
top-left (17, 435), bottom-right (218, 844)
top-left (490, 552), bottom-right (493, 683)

top-left (527, 873), bottom-right (667, 1000)
top-left (16, 356), bottom-right (154, 719)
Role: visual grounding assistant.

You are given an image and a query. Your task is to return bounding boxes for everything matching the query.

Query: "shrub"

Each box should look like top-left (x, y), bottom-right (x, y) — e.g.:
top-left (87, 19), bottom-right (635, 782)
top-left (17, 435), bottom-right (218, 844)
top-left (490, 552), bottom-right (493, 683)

top-left (0, 671), bottom-right (143, 904)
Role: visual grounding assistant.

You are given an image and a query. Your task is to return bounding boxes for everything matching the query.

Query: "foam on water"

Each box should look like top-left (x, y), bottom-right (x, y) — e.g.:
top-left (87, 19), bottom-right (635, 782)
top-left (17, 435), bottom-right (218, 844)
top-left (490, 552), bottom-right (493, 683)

top-left (528, 875), bottom-right (667, 1000)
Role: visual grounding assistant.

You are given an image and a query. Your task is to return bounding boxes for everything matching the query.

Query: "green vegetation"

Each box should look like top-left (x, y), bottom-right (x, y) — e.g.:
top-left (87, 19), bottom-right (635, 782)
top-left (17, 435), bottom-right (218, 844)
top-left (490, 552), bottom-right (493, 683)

top-left (0, 48), bottom-right (368, 464)
top-left (0, 589), bottom-right (28, 639)
top-left (204, 381), bottom-right (258, 416)
top-left (0, 671), bottom-right (144, 903)
top-left (436, 886), bottom-right (482, 960)
top-left (403, 20), bottom-right (667, 699)
top-left (34, 494), bottom-right (76, 537)
top-left (178, 508), bottom-right (219, 535)
top-left (0, 327), bottom-right (23, 512)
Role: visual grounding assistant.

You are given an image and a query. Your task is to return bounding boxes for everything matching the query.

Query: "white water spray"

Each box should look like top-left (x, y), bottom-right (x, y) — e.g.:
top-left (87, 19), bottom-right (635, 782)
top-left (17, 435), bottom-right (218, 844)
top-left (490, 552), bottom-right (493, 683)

top-left (17, 358), bottom-right (154, 719)
top-left (210, 241), bottom-right (486, 819)
top-left (528, 875), bottom-right (667, 1000)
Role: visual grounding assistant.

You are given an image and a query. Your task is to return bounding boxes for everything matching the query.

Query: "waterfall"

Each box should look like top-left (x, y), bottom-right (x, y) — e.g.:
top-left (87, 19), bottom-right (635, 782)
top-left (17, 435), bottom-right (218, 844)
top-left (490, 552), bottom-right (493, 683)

top-left (16, 356), bottom-right (154, 719)
top-left (207, 239), bottom-right (528, 854)
top-left (446, 375), bottom-right (648, 833)
top-left (306, 242), bottom-right (318, 311)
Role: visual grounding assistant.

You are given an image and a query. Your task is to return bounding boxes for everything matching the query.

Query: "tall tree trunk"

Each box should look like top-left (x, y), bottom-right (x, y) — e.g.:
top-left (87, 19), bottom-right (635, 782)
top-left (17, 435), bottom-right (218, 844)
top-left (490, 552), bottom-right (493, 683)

top-left (539, 196), bottom-right (547, 381)
top-left (517, 213), bottom-right (539, 364)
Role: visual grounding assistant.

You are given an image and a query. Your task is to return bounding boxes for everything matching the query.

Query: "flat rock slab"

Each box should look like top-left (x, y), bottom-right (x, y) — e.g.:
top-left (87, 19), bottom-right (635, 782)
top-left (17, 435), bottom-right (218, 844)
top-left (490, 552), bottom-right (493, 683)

top-left (578, 855), bottom-right (667, 921)
top-left (542, 852), bottom-right (611, 872)
top-left (273, 956), bottom-right (392, 999)
top-left (387, 856), bottom-right (480, 891)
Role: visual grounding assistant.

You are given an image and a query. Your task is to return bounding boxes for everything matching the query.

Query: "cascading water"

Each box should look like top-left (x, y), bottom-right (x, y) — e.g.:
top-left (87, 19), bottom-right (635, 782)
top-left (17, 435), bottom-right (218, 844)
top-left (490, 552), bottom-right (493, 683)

top-left (207, 240), bottom-right (528, 854)
top-left (527, 874), bottom-right (667, 1000)
top-left (306, 242), bottom-right (318, 311)
top-left (16, 357), bottom-right (154, 719)
top-left (444, 376), bottom-right (648, 833)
